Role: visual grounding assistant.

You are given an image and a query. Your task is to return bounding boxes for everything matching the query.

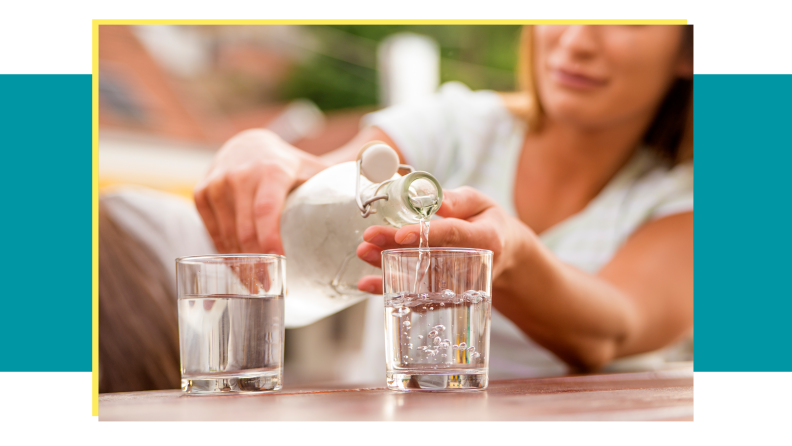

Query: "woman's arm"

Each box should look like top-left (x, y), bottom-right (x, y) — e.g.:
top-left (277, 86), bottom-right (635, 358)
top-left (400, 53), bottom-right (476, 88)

top-left (496, 210), bottom-right (693, 370)
top-left (357, 187), bottom-right (693, 371)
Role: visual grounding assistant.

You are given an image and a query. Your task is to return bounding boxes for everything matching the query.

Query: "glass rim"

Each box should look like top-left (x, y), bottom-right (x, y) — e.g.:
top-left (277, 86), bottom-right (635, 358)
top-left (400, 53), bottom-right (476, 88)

top-left (381, 247), bottom-right (493, 257)
top-left (175, 253), bottom-right (286, 264)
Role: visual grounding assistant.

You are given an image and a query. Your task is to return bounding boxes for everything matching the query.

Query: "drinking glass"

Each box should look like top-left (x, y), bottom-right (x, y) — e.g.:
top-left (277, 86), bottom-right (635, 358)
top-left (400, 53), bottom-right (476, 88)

top-left (176, 254), bottom-right (285, 394)
top-left (381, 248), bottom-right (493, 391)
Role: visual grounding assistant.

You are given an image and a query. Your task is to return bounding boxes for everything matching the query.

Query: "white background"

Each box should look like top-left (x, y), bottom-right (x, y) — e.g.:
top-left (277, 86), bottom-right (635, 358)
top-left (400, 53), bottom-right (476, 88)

top-left (1, 0), bottom-right (790, 443)
top-left (1, 1), bottom-right (792, 74)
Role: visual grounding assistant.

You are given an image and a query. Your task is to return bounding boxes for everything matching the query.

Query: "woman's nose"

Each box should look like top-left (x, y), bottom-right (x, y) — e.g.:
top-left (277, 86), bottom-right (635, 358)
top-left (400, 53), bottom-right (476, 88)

top-left (558, 25), bottom-right (599, 59)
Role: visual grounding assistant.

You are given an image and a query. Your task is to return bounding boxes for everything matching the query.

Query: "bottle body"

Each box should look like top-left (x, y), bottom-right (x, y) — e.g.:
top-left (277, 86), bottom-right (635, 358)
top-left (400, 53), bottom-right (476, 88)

top-left (280, 161), bottom-right (441, 328)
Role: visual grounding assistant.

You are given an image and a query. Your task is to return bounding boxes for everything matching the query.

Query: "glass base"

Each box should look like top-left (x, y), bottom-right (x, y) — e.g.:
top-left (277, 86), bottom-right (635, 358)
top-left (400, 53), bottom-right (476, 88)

top-left (386, 371), bottom-right (488, 391)
top-left (181, 371), bottom-right (282, 395)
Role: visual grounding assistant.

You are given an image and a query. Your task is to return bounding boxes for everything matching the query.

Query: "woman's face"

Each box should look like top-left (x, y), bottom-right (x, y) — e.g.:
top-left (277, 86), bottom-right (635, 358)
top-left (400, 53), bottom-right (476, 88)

top-left (533, 25), bottom-right (691, 130)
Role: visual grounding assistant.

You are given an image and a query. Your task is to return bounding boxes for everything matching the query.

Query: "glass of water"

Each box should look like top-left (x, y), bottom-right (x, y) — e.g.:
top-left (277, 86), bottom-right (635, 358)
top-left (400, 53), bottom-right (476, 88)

top-left (381, 248), bottom-right (493, 391)
top-left (176, 254), bottom-right (285, 394)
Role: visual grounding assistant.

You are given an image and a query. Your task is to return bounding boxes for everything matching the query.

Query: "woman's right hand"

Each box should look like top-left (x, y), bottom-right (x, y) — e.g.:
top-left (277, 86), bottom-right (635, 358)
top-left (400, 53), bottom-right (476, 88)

top-left (193, 129), bottom-right (329, 255)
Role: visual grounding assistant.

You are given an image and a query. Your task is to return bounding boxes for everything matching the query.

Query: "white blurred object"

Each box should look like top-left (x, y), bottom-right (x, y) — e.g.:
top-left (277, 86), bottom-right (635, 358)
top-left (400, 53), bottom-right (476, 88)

top-left (132, 25), bottom-right (209, 77)
top-left (378, 33), bottom-right (439, 107)
top-left (265, 99), bottom-right (325, 143)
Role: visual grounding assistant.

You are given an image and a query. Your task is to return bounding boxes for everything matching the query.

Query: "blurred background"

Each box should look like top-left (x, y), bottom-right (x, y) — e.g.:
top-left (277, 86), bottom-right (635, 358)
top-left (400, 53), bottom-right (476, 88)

top-left (98, 24), bottom-right (526, 389)
top-left (98, 24), bottom-right (522, 198)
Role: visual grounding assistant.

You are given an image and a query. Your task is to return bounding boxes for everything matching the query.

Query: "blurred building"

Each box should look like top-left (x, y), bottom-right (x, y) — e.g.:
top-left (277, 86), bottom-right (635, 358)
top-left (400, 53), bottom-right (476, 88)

top-left (98, 25), bottom-right (377, 198)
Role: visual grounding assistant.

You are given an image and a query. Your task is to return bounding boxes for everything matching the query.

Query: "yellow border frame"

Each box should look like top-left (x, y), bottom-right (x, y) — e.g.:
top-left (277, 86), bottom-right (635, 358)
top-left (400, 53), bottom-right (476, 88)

top-left (91, 18), bottom-right (687, 417)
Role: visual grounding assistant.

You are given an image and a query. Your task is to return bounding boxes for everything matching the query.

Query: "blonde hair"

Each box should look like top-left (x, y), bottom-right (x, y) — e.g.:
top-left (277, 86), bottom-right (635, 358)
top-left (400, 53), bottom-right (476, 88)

top-left (506, 25), bottom-right (693, 164)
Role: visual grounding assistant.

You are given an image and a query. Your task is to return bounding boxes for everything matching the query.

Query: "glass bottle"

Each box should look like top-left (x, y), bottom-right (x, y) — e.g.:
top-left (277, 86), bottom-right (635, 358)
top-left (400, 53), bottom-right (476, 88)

top-left (280, 143), bottom-right (442, 328)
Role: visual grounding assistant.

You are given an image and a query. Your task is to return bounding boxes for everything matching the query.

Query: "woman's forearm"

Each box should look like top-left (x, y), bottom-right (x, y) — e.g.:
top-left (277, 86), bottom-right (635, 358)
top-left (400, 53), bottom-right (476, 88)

top-left (494, 223), bottom-right (639, 371)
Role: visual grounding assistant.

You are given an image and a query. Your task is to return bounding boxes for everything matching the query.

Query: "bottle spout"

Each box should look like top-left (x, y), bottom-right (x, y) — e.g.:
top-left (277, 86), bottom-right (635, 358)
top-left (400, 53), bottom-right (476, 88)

top-left (398, 172), bottom-right (443, 219)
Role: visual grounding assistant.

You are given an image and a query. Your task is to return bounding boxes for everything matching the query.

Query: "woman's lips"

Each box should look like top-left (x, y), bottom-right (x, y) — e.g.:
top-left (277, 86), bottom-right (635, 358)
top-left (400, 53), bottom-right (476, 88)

top-left (551, 68), bottom-right (607, 90)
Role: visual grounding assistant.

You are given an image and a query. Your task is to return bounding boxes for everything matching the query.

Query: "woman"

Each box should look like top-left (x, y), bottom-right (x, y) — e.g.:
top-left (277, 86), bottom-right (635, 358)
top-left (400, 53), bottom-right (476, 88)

top-left (194, 25), bottom-right (693, 375)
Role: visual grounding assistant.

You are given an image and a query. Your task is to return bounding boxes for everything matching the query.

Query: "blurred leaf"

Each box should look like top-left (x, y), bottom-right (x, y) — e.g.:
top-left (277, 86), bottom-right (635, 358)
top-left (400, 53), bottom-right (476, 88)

top-left (279, 25), bottom-right (522, 111)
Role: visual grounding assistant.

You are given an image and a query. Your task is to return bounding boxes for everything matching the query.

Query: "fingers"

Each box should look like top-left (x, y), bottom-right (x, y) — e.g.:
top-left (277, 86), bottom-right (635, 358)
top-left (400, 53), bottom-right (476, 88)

top-left (252, 170), bottom-right (291, 255)
top-left (357, 242), bottom-right (384, 268)
top-left (358, 225), bottom-right (420, 268)
top-left (357, 275), bottom-right (383, 295)
top-left (395, 218), bottom-right (496, 250)
top-left (436, 186), bottom-right (496, 220)
top-left (194, 181), bottom-right (224, 252)
top-left (228, 164), bottom-right (266, 253)
top-left (205, 176), bottom-right (239, 253)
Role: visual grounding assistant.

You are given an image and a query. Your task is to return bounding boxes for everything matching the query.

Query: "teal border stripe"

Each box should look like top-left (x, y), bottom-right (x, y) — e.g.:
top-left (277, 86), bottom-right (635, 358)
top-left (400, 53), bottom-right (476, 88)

top-left (694, 74), bottom-right (792, 371)
top-left (0, 75), bottom-right (91, 371)
top-left (1, 74), bottom-right (789, 372)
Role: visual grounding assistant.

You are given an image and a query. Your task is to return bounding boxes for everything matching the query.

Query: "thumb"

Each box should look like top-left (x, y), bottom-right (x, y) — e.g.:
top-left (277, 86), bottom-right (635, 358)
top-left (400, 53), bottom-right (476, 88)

top-left (436, 186), bottom-right (496, 220)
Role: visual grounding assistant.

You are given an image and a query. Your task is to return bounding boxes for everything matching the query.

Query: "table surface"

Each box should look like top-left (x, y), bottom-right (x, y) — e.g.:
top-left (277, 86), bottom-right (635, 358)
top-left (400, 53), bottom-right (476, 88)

top-left (99, 364), bottom-right (693, 421)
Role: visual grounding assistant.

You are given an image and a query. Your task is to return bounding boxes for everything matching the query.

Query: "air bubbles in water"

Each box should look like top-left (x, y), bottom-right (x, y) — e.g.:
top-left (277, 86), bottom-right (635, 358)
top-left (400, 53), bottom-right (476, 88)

top-left (403, 321), bottom-right (411, 327)
top-left (441, 289), bottom-right (455, 299)
top-left (433, 337), bottom-right (441, 346)
top-left (459, 342), bottom-right (467, 350)
top-left (428, 330), bottom-right (438, 338)
top-left (439, 340), bottom-right (450, 350)
top-left (433, 325), bottom-right (446, 332)
top-left (463, 290), bottom-right (483, 304)
top-left (418, 335), bottom-right (424, 339)
top-left (468, 346), bottom-right (476, 353)
top-left (392, 306), bottom-right (411, 317)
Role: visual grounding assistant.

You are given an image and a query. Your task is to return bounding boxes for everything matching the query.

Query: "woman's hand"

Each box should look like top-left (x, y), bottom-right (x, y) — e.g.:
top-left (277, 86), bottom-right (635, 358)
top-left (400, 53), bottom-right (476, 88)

top-left (193, 129), bottom-right (328, 255)
top-left (356, 186), bottom-right (536, 294)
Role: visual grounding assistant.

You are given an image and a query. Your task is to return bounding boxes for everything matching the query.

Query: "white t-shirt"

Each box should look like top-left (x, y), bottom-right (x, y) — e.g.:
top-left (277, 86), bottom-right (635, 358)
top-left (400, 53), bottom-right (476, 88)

top-left (363, 81), bottom-right (694, 378)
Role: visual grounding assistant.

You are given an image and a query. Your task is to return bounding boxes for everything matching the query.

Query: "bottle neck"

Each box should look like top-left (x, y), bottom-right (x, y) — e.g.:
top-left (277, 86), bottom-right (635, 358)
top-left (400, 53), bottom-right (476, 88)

top-left (369, 171), bottom-right (443, 227)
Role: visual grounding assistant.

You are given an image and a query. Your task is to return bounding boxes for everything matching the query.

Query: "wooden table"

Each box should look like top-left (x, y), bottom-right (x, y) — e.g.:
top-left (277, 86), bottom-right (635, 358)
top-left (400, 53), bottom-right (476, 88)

top-left (99, 365), bottom-right (693, 421)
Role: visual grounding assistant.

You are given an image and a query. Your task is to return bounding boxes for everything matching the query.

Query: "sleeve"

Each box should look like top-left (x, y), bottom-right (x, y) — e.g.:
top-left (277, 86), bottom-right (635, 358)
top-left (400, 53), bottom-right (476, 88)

top-left (360, 82), bottom-right (474, 185)
top-left (649, 161), bottom-right (694, 220)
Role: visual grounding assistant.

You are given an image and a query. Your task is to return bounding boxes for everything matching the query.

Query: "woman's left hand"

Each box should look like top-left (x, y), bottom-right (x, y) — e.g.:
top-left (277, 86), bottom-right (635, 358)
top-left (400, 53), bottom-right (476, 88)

top-left (356, 186), bottom-right (535, 294)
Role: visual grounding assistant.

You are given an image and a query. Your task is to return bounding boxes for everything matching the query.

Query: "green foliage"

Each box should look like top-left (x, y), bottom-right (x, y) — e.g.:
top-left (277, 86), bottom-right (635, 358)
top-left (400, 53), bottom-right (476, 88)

top-left (278, 25), bottom-right (522, 111)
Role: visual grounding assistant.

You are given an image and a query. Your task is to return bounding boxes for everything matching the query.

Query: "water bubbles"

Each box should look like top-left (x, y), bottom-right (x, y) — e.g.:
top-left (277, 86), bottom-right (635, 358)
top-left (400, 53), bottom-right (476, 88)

top-left (452, 344), bottom-right (458, 350)
top-left (433, 337), bottom-right (441, 346)
top-left (403, 321), bottom-right (411, 327)
top-left (392, 306), bottom-right (411, 317)
top-left (463, 290), bottom-right (483, 304)
top-left (459, 342), bottom-right (467, 350)
top-left (403, 332), bottom-right (408, 335)
top-left (417, 346), bottom-right (427, 352)
top-left (433, 325), bottom-right (446, 332)
top-left (418, 335), bottom-right (424, 340)
top-left (441, 289), bottom-right (456, 299)
top-left (428, 330), bottom-right (438, 338)
top-left (470, 352), bottom-right (480, 361)
top-left (441, 354), bottom-right (447, 358)
top-left (429, 307), bottom-right (434, 310)
top-left (403, 356), bottom-right (409, 361)
top-left (408, 344), bottom-right (413, 349)
top-left (439, 340), bottom-right (450, 350)
top-left (468, 346), bottom-right (476, 354)
top-left (426, 348), bottom-right (438, 357)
